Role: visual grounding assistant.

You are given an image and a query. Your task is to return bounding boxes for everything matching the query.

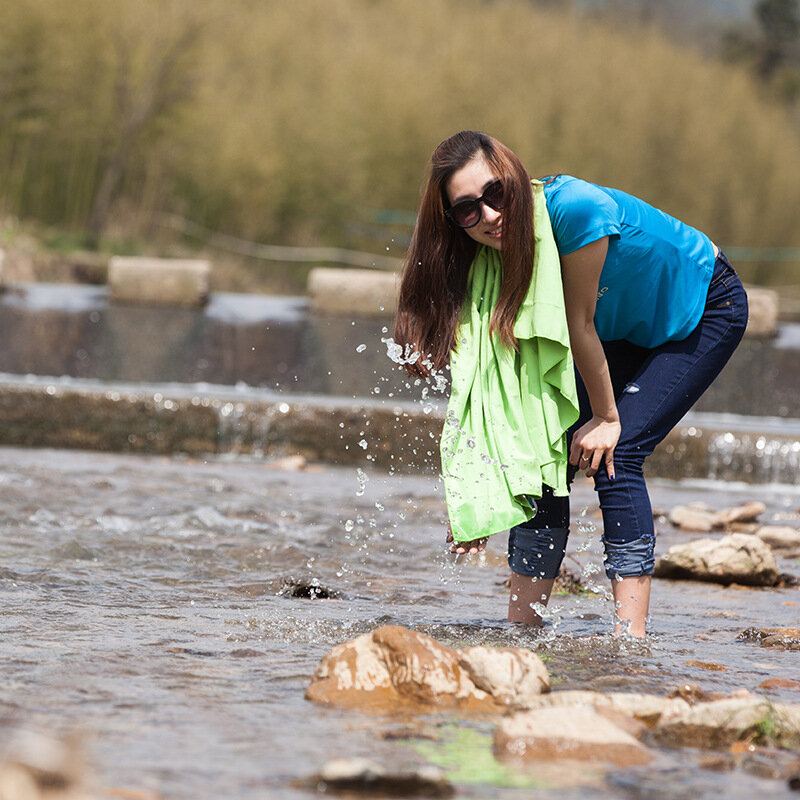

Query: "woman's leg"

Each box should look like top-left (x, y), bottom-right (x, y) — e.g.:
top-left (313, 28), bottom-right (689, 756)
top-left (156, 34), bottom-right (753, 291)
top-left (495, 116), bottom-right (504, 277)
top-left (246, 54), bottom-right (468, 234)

top-left (590, 252), bottom-right (749, 635)
top-left (507, 484), bottom-right (571, 624)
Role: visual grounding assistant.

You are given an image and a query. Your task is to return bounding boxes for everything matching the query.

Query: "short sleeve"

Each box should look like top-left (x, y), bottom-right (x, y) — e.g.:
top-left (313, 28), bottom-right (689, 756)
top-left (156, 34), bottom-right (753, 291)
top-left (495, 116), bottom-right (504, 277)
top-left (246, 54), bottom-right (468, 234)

top-left (546, 177), bottom-right (621, 256)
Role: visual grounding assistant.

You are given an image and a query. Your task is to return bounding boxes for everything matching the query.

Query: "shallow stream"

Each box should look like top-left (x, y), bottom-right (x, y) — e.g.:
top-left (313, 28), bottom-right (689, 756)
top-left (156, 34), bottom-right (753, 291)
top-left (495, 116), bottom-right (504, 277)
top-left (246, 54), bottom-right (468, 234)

top-left (1, 446), bottom-right (798, 798)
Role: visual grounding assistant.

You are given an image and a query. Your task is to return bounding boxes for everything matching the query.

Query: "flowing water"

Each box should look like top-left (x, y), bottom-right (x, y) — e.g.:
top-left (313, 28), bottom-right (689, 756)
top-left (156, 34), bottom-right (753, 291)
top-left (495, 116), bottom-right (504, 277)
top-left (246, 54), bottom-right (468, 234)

top-left (1, 446), bottom-right (798, 798)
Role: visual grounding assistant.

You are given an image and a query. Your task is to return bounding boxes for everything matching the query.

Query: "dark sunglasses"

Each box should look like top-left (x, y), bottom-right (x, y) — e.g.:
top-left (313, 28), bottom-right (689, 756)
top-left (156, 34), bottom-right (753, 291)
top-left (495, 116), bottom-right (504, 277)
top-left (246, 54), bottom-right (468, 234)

top-left (445, 180), bottom-right (505, 229)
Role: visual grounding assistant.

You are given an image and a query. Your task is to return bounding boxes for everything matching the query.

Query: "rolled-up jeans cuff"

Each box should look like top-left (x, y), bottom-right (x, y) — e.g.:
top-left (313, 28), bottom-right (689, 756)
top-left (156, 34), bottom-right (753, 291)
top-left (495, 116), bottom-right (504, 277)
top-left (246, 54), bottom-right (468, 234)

top-left (603, 533), bottom-right (655, 579)
top-left (507, 526), bottom-right (569, 579)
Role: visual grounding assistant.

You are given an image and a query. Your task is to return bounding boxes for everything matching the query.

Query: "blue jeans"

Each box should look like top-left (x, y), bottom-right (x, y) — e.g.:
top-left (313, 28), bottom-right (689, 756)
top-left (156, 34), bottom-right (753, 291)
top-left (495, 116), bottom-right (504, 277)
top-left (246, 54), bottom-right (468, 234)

top-left (508, 249), bottom-right (749, 580)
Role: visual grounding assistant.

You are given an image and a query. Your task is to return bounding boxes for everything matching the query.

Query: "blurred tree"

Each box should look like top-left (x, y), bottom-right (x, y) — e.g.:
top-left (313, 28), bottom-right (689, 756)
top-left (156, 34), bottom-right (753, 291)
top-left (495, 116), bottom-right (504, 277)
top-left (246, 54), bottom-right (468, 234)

top-left (86, 19), bottom-right (203, 243)
top-left (722, 0), bottom-right (800, 100)
top-left (755, 0), bottom-right (800, 77)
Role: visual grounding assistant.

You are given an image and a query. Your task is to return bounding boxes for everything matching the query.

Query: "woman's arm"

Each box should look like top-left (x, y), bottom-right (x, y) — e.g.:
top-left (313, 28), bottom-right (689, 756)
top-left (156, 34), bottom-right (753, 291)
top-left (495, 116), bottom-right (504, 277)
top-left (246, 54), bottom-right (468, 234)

top-left (560, 237), bottom-right (620, 479)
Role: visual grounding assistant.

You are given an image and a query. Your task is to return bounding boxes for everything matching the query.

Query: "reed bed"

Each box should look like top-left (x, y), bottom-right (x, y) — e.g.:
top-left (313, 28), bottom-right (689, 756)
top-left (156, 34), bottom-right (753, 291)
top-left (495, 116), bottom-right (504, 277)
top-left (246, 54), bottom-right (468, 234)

top-left (0, 0), bottom-right (798, 283)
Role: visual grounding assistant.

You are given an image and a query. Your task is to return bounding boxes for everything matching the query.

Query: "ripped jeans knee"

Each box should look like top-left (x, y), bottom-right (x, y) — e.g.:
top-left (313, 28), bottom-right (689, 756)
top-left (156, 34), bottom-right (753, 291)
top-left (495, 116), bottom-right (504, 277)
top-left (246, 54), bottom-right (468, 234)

top-left (507, 525), bottom-right (569, 579)
top-left (603, 532), bottom-right (656, 579)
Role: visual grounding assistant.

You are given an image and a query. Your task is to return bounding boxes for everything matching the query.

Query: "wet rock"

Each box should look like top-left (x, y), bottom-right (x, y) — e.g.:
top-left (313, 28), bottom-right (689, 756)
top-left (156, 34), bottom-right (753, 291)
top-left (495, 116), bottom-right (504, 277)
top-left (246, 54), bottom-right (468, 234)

top-left (744, 285), bottom-right (779, 337)
top-left (381, 724), bottom-right (440, 741)
top-left (686, 660), bottom-right (727, 672)
top-left (308, 267), bottom-right (400, 316)
top-left (458, 646), bottom-right (549, 709)
top-left (553, 566), bottom-right (584, 594)
top-left (306, 624), bottom-right (548, 713)
top-left (654, 533), bottom-right (780, 586)
top-left (740, 747), bottom-right (800, 780)
top-left (668, 504), bottom-right (718, 532)
top-left (306, 757), bottom-right (454, 798)
top-left (0, 728), bottom-right (87, 799)
top-left (280, 579), bottom-right (340, 599)
top-left (508, 689), bottom-right (690, 725)
top-left (760, 678), bottom-right (800, 692)
top-left (756, 525), bottom-right (800, 551)
top-left (718, 501), bottom-right (767, 525)
top-left (655, 696), bottom-right (800, 749)
top-left (494, 705), bottom-right (653, 767)
top-left (668, 501), bottom-right (765, 532)
top-left (499, 566), bottom-right (584, 595)
top-left (109, 256), bottom-right (210, 307)
top-left (697, 752), bottom-right (736, 771)
top-left (725, 522), bottom-right (760, 534)
top-left (668, 683), bottom-right (714, 704)
top-left (738, 627), bottom-right (800, 650)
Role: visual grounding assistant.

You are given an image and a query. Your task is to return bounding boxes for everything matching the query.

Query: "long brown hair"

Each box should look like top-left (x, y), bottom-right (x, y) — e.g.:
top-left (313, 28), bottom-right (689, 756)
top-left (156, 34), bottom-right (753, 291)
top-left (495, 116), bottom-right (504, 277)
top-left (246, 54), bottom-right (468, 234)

top-left (393, 131), bottom-right (534, 378)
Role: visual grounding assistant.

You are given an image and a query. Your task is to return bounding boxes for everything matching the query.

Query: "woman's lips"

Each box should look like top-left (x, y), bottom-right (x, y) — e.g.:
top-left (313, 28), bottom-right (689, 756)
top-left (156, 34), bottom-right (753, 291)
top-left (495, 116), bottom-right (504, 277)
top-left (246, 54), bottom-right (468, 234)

top-left (486, 226), bottom-right (502, 238)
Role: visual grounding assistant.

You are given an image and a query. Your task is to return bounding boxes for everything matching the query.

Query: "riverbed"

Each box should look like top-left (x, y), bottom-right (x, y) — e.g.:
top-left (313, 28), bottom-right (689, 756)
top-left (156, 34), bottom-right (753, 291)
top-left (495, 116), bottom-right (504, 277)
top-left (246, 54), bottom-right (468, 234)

top-left (0, 446), bottom-right (798, 798)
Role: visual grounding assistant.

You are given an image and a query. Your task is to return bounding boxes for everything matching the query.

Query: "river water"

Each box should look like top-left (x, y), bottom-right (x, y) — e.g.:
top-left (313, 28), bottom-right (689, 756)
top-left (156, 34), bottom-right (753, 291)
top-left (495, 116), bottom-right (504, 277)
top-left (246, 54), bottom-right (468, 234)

top-left (1, 446), bottom-right (798, 798)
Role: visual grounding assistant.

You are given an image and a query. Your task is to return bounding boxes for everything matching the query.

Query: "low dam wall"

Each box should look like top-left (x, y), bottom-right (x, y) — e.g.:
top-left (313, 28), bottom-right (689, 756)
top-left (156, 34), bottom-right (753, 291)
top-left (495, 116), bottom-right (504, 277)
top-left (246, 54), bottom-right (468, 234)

top-left (1, 374), bottom-right (798, 486)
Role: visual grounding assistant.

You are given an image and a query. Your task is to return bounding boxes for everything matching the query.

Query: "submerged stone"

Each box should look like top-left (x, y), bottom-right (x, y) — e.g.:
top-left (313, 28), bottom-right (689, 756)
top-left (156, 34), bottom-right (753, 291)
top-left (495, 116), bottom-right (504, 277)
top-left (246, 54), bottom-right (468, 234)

top-left (654, 533), bottom-right (780, 586)
top-left (280, 579), bottom-right (340, 599)
top-left (305, 758), bottom-right (454, 798)
top-left (494, 705), bottom-right (653, 768)
top-left (738, 627), bottom-right (800, 651)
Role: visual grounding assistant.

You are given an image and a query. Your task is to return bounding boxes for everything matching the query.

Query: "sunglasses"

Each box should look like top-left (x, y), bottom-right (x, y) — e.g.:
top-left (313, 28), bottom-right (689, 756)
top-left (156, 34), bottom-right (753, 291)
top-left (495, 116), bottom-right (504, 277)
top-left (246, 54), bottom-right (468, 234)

top-left (445, 180), bottom-right (505, 229)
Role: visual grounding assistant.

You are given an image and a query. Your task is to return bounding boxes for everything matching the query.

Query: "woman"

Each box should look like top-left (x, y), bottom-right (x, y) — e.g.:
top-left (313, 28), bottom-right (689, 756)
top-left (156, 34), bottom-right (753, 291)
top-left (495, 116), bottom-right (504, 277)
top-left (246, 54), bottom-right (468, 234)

top-left (393, 130), bottom-right (749, 637)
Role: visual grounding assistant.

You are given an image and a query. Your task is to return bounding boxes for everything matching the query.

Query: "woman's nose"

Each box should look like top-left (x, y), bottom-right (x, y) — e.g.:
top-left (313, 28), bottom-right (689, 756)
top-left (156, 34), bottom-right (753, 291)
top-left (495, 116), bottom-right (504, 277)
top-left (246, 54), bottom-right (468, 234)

top-left (482, 204), bottom-right (501, 225)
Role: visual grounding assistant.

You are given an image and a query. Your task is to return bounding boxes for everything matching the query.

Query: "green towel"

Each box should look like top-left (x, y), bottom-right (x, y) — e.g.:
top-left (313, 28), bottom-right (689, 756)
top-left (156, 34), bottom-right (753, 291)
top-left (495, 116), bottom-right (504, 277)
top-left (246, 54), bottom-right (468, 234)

top-left (440, 179), bottom-right (580, 543)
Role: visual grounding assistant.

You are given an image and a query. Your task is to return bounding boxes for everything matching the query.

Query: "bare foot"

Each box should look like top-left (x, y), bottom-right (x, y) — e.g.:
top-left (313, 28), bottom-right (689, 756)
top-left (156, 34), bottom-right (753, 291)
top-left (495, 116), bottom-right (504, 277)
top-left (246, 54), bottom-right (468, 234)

top-left (446, 524), bottom-right (487, 555)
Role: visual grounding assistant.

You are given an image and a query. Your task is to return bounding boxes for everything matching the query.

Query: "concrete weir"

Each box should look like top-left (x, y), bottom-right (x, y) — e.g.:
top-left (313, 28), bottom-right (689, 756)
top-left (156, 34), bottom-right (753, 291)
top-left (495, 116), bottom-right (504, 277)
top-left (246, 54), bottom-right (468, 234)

top-left (0, 374), bottom-right (798, 486)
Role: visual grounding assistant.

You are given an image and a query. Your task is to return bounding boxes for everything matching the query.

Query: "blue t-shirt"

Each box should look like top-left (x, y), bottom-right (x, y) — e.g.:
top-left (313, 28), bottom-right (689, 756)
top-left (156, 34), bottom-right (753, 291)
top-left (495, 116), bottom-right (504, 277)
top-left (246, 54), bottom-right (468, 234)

top-left (541, 174), bottom-right (716, 348)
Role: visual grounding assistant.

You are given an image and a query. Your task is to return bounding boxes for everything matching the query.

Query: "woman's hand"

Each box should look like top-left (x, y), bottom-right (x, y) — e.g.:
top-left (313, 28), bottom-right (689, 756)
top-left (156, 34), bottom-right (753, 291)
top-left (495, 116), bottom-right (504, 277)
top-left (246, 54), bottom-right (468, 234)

top-left (446, 524), bottom-right (487, 554)
top-left (569, 416), bottom-right (621, 479)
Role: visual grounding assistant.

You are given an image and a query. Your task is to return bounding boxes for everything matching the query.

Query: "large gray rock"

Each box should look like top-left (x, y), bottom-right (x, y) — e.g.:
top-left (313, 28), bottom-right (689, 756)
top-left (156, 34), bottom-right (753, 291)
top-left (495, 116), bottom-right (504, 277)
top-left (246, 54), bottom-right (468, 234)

top-left (657, 696), bottom-right (800, 749)
top-left (458, 645), bottom-right (550, 709)
top-left (494, 705), bottom-right (653, 767)
top-left (308, 267), bottom-right (399, 316)
top-left (510, 689), bottom-right (689, 724)
top-left (306, 624), bottom-right (549, 713)
top-left (109, 256), bottom-right (210, 307)
top-left (654, 533), bottom-right (780, 586)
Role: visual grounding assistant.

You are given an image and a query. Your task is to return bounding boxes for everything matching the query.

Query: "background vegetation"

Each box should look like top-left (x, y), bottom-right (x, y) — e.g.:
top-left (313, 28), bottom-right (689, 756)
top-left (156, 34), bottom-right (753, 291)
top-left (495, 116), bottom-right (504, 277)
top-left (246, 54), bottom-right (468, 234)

top-left (0, 0), bottom-right (799, 287)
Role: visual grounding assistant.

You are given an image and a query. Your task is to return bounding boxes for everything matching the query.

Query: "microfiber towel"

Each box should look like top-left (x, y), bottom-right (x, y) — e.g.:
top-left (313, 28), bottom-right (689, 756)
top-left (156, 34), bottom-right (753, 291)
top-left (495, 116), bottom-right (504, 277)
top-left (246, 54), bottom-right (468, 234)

top-left (440, 179), bottom-right (580, 543)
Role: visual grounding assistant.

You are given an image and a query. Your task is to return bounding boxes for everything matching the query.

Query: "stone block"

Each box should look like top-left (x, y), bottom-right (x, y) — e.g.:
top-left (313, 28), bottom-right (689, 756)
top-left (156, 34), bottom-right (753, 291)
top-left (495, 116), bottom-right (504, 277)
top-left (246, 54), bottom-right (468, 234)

top-left (744, 285), bottom-right (778, 337)
top-left (307, 267), bottom-right (399, 316)
top-left (109, 257), bottom-right (210, 307)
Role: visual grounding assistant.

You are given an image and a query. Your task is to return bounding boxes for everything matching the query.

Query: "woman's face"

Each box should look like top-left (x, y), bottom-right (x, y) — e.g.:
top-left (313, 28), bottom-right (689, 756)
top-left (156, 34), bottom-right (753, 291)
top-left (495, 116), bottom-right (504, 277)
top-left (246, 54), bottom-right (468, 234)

top-left (445, 152), bottom-right (503, 251)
